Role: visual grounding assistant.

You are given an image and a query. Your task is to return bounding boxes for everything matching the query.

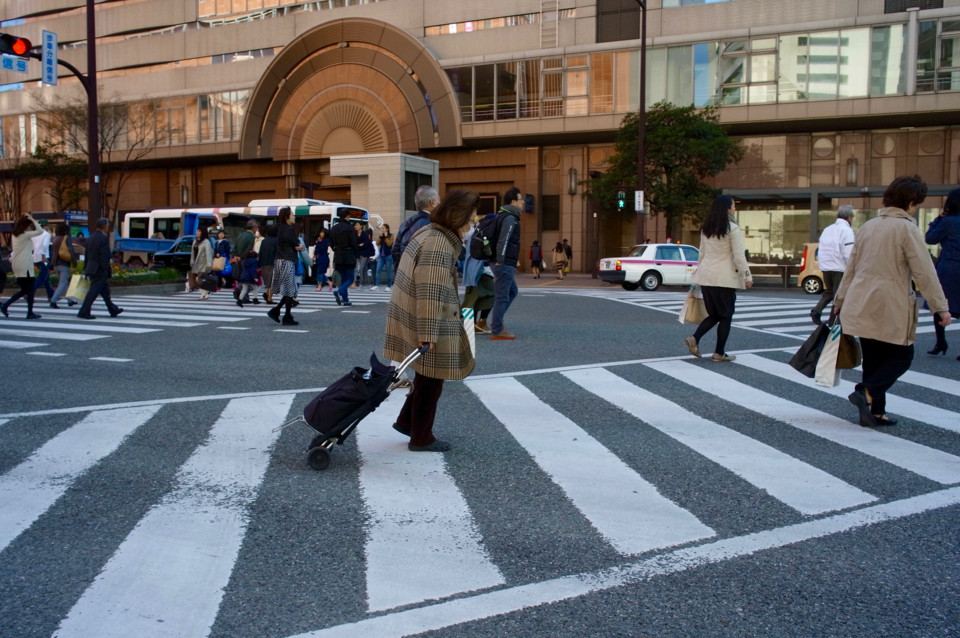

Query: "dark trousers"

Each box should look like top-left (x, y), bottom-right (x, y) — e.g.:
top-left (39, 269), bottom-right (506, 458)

top-left (812, 270), bottom-right (845, 314)
top-left (2, 276), bottom-right (36, 315)
top-left (859, 337), bottom-right (914, 416)
top-left (32, 261), bottom-right (54, 299)
top-left (694, 285), bottom-right (736, 355)
top-left (79, 274), bottom-right (119, 316)
top-left (395, 373), bottom-right (445, 446)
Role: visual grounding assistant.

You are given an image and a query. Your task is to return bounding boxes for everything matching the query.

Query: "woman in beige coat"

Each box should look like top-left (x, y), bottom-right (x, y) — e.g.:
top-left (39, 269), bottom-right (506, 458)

top-left (384, 189), bottom-right (478, 452)
top-left (684, 195), bottom-right (753, 362)
top-left (834, 176), bottom-right (951, 427)
top-left (190, 225), bottom-right (214, 300)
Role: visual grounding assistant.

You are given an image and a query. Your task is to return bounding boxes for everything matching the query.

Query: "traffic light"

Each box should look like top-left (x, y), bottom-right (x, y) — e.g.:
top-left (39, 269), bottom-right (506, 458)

top-left (0, 34), bottom-right (33, 57)
top-left (617, 190), bottom-right (626, 210)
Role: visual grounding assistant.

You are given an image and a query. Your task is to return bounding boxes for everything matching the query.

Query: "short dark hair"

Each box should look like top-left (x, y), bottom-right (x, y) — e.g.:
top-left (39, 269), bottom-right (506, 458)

top-left (432, 189), bottom-right (480, 233)
top-left (95, 217), bottom-right (110, 230)
top-left (504, 187), bottom-right (522, 205)
top-left (882, 175), bottom-right (927, 210)
top-left (943, 187), bottom-right (960, 217)
top-left (278, 206), bottom-right (293, 224)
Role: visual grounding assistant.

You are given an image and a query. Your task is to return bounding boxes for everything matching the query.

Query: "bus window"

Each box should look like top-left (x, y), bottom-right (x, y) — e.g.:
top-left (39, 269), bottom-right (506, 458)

top-left (155, 218), bottom-right (180, 239)
top-left (126, 215), bottom-right (149, 238)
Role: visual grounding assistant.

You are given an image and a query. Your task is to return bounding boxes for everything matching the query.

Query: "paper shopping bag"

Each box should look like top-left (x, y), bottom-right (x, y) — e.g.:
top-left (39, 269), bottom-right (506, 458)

top-left (814, 322), bottom-right (843, 387)
top-left (462, 307), bottom-right (475, 356)
top-left (65, 274), bottom-right (90, 300)
top-left (678, 286), bottom-right (708, 324)
top-left (789, 323), bottom-right (830, 378)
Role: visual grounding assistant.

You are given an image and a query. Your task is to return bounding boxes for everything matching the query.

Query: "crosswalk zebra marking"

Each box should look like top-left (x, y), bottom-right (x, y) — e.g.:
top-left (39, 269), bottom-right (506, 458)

top-left (654, 357), bottom-right (960, 484)
top-left (54, 395), bottom-right (295, 638)
top-left (0, 318), bottom-right (159, 334)
top-left (0, 339), bottom-right (45, 349)
top-left (27, 352), bottom-right (66, 357)
top-left (288, 486), bottom-right (960, 638)
top-left (0, 405), bottom-right (163, 553)
top-left (0, 328), bottom-right (105, 341)
top-left (465, 377), bottom-right (715, 555)
top-left (739, 354), bottom-right (960, 436)
top-left (356, 392), bottom-right (506, 611)
top-left (565, 368), bottom-right (876, 515)
top-left (900, 369), bottom-right (960, 397)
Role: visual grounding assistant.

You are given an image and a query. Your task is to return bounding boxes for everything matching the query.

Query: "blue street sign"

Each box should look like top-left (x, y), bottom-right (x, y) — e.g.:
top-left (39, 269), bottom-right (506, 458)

top-left (1, 55), bottom-right (27, 74)
top-left (42, 30), bottom-right (57, 85)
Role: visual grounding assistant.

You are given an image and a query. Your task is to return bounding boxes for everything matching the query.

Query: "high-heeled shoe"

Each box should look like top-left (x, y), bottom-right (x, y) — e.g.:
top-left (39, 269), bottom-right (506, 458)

top-left (927, 343), bottom-right (948, 356)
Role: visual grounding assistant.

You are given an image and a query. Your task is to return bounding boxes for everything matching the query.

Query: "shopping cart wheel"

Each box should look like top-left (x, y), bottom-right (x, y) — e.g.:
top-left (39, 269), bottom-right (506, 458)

top-left (306, 446), bottom-right (331, 471)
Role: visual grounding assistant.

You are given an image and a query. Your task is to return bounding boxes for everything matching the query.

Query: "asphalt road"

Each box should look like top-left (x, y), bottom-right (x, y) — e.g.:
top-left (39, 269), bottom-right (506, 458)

top-left (1, 279), bottom-right (958, 638)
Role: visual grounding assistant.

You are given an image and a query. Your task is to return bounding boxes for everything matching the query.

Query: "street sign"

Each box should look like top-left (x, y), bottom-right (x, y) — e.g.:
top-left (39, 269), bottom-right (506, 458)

top-left (42, 30), bottom-right (57, 85)
top-left (635, 190), bottom-right (645, 213)
top-left (1, 55), bottom-right (28, 74)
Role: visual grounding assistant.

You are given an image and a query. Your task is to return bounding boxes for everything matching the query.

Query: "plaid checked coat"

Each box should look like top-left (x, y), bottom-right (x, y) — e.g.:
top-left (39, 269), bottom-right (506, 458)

top-left (383, 223), bottom-right (475, 380)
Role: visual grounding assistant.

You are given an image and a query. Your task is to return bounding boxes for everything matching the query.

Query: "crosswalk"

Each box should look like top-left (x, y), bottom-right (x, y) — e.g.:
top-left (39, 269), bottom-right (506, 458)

top-left (549, 288), bottom-right (956, 338)
top-left (0, 287), bottom-right (392, 351)
top-left (2, 349), bottom-right (959, 637)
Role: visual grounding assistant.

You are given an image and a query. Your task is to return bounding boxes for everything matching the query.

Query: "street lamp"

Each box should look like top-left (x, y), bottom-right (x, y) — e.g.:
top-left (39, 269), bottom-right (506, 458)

top-left (634, 0), bottom-right (647, 245)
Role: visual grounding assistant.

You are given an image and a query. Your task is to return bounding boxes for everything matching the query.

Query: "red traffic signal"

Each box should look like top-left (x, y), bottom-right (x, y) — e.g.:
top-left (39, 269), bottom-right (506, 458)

top-left (0, 34), bottom-right (33, 57)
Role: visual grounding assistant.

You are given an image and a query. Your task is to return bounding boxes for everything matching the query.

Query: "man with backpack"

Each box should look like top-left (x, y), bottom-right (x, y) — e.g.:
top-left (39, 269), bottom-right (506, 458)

top-left (392, 185), bottom-right (439, 267)
top-left (488, 187), bottom-right (523, 340)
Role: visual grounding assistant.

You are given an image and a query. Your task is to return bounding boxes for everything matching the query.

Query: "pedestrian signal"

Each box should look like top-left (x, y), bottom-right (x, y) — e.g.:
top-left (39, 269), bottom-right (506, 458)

top-left (617, 191), bottom-right (626, 210)
top-left (0, 34), bottom-right (33, 57)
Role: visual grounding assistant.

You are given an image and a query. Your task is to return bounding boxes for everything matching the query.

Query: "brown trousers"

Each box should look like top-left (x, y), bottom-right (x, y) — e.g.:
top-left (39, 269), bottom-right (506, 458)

top-left (395, 373), bottom-right (445, 446)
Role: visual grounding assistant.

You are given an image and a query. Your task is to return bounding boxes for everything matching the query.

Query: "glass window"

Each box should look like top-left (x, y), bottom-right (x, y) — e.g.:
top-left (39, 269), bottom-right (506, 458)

top-left (870, 24), bottom-right (906, 95)
top-left (474, 64), bottom-right (494, 122)
top-left (656, 245), bottom-right (682, 261)
top-left (542, 59), bottom-right (563, 117)
top-left (917, 21), bottom-right (937, 93)
top-left (779, 33), bottom-right (809, 101)
top-left (667, 45), bottom-right (694, 106)
top-left (618, 50), bottom-right (639, 112)
top-left (806, 31), bottom-right (839, 100)
top-left (681, 246), bottom-right (699, 262)
top-left (565, 69), bottom-right (588, 116)
top-left (643, 48), bottom-right (665, 108)
top-left (496, 62), bottom-right (518, 120)
top-left (446, 67), bottom-right (473, 122)
top-left (750, 54), bottom-right (776, 83)
top-left (519, 60), bottom-right (540, 118)
top-left (590, 52), bottom-right (614, 114)
top-left (839, 28), bottom-right (870, 98)
top-left (693, 43), bottom-right (718, 107)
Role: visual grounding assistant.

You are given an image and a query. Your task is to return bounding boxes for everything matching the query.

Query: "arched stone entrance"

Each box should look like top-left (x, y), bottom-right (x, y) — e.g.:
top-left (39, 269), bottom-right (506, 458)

top-left (240, 18), bottom-right (462, 162)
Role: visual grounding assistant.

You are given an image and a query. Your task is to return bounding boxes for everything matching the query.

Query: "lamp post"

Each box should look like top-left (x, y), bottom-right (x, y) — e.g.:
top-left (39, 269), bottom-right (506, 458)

top-left (86, 0), bottom-right (101, 230)
top-left (634, 0), bottom-right (647, 245)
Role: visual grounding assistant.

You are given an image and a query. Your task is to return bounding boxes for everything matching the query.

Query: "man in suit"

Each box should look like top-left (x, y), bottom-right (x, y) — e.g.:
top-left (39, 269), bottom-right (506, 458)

top-left (77, 217), bottom-right (124, 320)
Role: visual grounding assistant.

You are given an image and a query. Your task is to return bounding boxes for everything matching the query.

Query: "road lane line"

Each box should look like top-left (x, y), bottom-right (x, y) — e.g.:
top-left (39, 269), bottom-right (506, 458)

top-left (737, 353), bottom-right (960, 435)
top-left (465, 377), bottom-right (714, 555)
top-left (0, 405), bottom-right (163, 552)
top-left (54, 394), bottom-right (295, 638)
top-left (287, 486), bottom-right (960, 638)
top-left (0, 319), bottom-right (159, 334)
top-left (355, 392), bottom-right (506, 612)
top-left (0, 339), bottom-right (46, 348)
top-left (568, 367), bottom-right (875, 515)
top-left (660, 357), bottom-right (960, 484)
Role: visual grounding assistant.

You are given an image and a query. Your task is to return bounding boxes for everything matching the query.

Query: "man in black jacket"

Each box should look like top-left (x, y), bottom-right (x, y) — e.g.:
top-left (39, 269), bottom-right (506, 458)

top-left (77, 217), bottom-right (123, 320)
top-left (330, 214), bottom-right (358, 306)
top-left (489, 187), bottom-right (523, 340)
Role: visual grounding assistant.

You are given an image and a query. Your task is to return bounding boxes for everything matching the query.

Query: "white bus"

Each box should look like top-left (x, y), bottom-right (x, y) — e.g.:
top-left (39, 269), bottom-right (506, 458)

top-left (121, 206), bottom-right (246, 240)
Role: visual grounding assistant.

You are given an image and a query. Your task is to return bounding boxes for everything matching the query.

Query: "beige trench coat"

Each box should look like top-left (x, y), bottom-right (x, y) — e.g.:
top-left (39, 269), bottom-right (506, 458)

top-left (835, 207), bottom-right (948, 346)
top-left (691, 221), bottom-right (753, 289)
top-left (383, 223), bottom-right (475, 380)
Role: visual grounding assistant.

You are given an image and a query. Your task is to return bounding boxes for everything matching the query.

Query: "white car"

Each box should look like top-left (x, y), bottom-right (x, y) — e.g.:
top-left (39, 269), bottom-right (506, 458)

top-left (598, 243), bottom-right (700, 291)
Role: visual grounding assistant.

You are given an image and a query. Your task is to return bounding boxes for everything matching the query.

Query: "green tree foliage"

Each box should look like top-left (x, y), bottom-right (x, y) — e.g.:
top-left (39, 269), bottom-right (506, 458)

top-left (19, 145), bottom-right (88, 213)
top-left (589, 102), bottom-right (743, 235)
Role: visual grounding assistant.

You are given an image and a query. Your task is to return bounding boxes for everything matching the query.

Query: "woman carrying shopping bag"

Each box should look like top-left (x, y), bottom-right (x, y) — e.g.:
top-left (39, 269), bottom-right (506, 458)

top-left (683, 195), bottom-right (753, 362)
top-left (552, 241), bottom-right (567, 280)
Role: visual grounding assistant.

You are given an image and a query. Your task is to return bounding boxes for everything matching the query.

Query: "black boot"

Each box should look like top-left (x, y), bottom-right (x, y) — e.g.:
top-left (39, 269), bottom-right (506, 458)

top-left (928, 318), bottom-right (948, 355)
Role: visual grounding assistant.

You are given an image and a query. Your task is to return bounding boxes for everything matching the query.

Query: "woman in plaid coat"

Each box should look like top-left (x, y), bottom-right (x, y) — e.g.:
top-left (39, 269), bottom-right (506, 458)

top-left (384, 189), bottom-right (479, 452)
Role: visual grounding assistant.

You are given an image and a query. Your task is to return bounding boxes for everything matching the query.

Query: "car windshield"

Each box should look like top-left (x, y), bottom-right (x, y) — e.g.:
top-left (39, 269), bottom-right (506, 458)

top-left (628, 245), bottom-right (647, 257)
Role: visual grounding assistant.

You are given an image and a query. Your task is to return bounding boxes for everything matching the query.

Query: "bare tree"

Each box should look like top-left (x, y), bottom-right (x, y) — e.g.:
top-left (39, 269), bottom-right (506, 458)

top-left (33, 90), bottom-right (169, 226)
top-left (0, 124), bottom-right (31, 222)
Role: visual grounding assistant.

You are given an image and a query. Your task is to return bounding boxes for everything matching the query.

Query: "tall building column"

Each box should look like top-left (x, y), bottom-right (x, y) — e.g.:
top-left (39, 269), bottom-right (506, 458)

top-left (283, 161), bottom-right (300, 199)
top-left (906, 8), bottom-right (920, 97)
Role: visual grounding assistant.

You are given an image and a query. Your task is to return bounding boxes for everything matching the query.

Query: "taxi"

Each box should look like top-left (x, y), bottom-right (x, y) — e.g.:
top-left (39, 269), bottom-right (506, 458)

top-left (598, 243), bottom-right (700, 291)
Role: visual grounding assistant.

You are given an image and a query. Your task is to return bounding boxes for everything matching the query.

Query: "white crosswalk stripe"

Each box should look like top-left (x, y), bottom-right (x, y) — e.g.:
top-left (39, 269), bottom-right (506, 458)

top-left (0, 288), bottom-right (394, 350)
top-left (1, 350), bottom-right (959, 635)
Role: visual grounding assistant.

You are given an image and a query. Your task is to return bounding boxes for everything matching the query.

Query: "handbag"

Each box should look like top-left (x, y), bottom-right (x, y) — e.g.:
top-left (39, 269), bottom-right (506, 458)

top-left (199, 271), bottom-right (219, 292)
top-left (836, 330), bottom-right (861, 369)
top-left (65, 274), bottom-right (90, 300)
top-left (789, 322), bottom-right (830, 378)
top-left (58, 238), bottom-right (72, 261)
top-left (211, 256), bottom-right (226, 272)
top-left (678, 285), bottom-right (708, 324)
top-left (0, 254), bottom-right (11, 274)
top-left (462, 307), bottom-right (476, 356)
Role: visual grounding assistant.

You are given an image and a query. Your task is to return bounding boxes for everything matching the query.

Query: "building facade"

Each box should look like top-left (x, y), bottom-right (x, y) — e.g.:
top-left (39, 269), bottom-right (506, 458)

top-left (2, 0), bottom-right (959, 270)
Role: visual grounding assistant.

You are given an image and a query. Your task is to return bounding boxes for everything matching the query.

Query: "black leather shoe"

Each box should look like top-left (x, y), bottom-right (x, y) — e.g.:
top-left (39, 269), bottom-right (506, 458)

top-left (408, 439), bottom-right (451, 452)
top-left (848, 388), bottom-right (877, 427)
top-left (26, 312), bottom-right (42, 319)
top-left (392, 423), bottom-right (411, 437)
top-left (267, 307), bottom-right (281, 323)
top-left (333, 291), bottom-right (342, 306)
top-left (1, 304), bottom-right (8, 317)
top-left (281, 317), bottom-right (299, 325)
top-left (109, 308), bottom-right (124, 318)
top-left (873, 415), bottom-right (898, 426)
top-left (49, 302), bottom-right (60, 309)
top-left (77, 313), bottom-right (96, 320)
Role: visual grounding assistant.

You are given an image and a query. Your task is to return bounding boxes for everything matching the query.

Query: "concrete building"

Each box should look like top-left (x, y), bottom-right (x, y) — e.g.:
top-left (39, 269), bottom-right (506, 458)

top-left (2, 0), bottom-right (959, 271)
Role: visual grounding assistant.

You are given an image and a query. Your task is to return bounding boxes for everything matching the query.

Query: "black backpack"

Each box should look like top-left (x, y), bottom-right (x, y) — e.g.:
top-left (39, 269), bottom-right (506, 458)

top-left (469, 214), bottom-right (499, 261)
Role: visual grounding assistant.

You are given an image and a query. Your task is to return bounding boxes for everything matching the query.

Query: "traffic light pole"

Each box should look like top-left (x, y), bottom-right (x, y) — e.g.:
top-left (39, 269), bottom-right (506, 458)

top-left (634, 0), bottom-right (647, 245)
top-left (17, 0), bottom-right (100, 232)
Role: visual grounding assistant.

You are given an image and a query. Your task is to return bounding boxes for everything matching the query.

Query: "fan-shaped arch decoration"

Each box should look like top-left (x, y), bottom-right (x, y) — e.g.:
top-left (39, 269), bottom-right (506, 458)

top-left (300, 102), bottom-right (388, 158)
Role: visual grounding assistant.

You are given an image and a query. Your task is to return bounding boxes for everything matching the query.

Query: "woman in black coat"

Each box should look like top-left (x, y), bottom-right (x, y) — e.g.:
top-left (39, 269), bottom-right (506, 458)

top-left (268, 207), bottom-right (304, 325)
top-left (925, 187), bottom-right (960, 358)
